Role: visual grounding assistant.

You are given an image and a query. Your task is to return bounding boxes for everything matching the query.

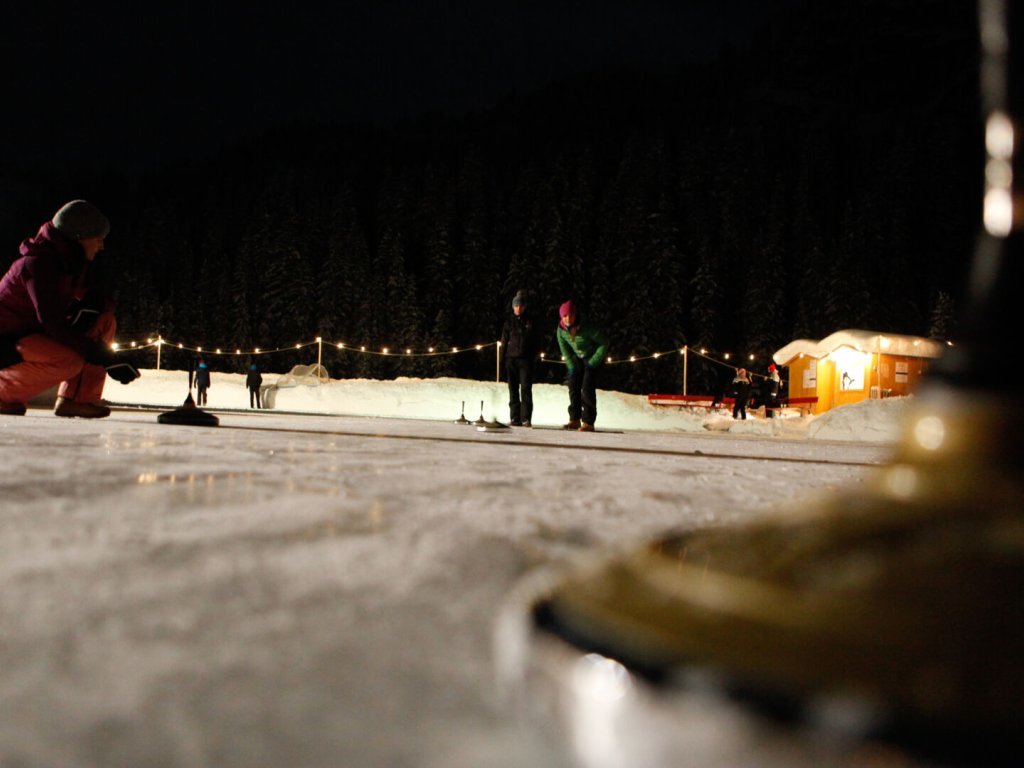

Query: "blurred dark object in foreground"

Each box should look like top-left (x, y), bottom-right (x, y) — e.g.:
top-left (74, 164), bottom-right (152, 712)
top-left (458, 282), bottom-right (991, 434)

top-left (496, 3), bottom-right (1022, 766)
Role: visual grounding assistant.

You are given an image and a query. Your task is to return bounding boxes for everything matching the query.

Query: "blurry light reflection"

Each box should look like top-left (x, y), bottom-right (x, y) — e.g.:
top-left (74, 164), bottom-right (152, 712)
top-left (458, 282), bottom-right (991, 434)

top-left (912, 415), bottom-right (946, 452)
top-left (574, 654), bottom-right (632, 702)
top-left (986, 111), bottom-right (1014, 159)
top-left (984, 188), bottom-right (1014, 236)
top-left (986, 157), bottom-right (1013, 188)
top-left (570, 654), bottom-right (633, 768)
top-left (884, 465), bottom-right (918, 499)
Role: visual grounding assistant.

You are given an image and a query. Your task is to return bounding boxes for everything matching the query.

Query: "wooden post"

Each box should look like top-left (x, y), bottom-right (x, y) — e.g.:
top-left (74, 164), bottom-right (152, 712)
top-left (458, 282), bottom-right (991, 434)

top-left (682, 345), bottom-right (688, 396)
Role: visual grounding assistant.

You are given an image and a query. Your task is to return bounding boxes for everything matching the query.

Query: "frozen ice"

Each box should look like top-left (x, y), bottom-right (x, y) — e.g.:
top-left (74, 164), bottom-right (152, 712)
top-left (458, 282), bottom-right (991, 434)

top-left (0, 370), bottom-right (904, 767)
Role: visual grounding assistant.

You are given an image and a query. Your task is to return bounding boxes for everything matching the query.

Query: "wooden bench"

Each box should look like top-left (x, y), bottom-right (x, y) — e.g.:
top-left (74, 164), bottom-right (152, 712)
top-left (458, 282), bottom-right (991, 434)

top-left (647, 394), bottom-right (730, 410)
top-left (777, 396), bottom-right (818, 416)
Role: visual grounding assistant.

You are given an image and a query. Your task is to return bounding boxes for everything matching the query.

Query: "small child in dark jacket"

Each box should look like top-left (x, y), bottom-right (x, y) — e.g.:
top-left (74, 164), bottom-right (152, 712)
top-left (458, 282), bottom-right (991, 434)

top-left (246, 364), bottom-right (263, 409)
top-left (194, 360), bottom-right (211, 406)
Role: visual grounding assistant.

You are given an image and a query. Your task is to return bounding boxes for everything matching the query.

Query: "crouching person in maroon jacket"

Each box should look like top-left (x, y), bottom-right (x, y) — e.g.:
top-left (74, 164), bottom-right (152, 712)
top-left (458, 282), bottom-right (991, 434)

top-left (0, 200), bottom-right (140, 418)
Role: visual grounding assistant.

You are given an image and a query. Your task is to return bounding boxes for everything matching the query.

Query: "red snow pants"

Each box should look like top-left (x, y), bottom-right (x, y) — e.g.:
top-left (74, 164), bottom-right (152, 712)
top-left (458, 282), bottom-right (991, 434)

top-left (0, 310), bottom-right (116, 406)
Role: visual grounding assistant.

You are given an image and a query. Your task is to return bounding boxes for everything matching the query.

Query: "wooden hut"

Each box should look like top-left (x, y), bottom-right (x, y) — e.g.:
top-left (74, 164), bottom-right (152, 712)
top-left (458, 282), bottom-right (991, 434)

top-left (772, 329), bottom-right (946, 414)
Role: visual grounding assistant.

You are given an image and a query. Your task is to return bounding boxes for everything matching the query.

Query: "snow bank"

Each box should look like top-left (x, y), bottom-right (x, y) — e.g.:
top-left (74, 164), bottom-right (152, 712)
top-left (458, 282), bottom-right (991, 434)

top-left (104, 368), bottom-right (907, 442)
top-left (806, 395), bottom-right (912, 442)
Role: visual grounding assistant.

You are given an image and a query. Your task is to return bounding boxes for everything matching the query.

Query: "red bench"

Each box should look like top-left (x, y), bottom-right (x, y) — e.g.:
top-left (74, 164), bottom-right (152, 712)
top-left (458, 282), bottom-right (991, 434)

top-left (647, 394), bottom-right (818, 415)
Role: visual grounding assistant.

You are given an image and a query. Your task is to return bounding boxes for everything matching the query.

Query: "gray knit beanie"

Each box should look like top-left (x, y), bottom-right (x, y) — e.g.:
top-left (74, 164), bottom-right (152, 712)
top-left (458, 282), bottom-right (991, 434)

top-left (512, 290), bottom-right (526, 308)
top-left (52, 200), bottom-right (110, 240)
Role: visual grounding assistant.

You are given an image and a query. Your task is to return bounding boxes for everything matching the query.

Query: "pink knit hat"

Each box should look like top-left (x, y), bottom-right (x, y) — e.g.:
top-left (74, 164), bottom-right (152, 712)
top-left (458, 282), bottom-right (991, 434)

top-left (559, 300), bottom-right (575, 328)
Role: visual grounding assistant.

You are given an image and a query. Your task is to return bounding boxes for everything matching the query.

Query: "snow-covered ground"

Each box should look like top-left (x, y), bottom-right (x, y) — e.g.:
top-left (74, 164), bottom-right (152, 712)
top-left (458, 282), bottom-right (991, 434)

top-left (98, 367), bottom-right (912, 443)
top-left (1, 370), bottom-right (913, 768)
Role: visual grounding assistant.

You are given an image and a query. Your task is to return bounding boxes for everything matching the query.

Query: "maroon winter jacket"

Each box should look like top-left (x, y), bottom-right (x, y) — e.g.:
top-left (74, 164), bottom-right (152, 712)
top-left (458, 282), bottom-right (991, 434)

top-left (0, 221), bottom-right (109, 364)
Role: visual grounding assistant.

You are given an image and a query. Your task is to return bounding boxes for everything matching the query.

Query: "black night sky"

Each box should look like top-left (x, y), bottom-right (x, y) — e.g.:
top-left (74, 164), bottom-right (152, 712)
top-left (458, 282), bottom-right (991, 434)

top-left (0, 0), bottom-right (982, 394)
top-left (3, 1), bottom-right (788, 173)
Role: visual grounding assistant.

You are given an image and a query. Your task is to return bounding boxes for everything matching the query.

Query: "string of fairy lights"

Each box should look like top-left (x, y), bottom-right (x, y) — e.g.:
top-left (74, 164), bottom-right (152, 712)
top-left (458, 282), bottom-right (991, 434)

top-left (110, 336), bottom-right (499, 358)
top-left (108, 334), bottom-right (777, 379)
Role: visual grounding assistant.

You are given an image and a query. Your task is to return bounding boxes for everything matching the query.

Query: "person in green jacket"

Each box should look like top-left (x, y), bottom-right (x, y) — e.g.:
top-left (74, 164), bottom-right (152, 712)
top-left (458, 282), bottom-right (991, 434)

top-left (556, 300), bottom-right (608, 432)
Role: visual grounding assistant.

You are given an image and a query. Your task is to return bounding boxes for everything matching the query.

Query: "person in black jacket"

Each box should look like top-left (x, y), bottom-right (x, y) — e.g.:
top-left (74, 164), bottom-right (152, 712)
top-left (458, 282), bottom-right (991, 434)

top-left (499, 290), bottom-right (540, 426)
top-left (246, 363), bottom-right (263, 409)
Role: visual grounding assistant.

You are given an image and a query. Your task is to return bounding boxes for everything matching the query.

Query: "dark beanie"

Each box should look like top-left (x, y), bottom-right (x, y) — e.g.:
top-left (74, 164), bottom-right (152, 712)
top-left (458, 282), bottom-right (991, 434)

top-left (52, 200), bottom-right (110, 240)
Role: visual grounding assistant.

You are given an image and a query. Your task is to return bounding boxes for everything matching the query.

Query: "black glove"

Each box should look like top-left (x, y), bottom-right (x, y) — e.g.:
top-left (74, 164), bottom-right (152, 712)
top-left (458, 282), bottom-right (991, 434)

top-left (106, 362), bottom-right (141, 384)
top-left (68, 290), bottom-right (108, 331)
top-left (70, 307), bottom-right (101, 331)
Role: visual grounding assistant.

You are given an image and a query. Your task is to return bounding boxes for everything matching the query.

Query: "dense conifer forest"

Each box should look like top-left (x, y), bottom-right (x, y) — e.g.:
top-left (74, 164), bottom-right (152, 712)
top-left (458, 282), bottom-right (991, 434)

top-left (1, 1), bottom-right (980, 394)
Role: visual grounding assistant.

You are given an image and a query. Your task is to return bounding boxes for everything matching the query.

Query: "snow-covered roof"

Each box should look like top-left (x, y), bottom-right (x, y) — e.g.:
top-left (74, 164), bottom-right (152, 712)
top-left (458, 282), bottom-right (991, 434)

top-left (773, 329), bottom-right (945, 365)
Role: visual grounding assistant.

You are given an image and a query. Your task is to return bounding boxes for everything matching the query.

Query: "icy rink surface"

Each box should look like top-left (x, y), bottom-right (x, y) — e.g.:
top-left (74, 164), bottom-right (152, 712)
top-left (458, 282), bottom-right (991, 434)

top-left (1, 376), bottom-right (901, 767)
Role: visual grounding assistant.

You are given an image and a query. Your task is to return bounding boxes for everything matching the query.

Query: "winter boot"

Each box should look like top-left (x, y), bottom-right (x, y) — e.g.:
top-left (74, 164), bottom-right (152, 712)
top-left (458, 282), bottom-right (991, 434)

top-left (578, 422), bottom-right (595, 432)
top-left (562, 419), bottom-right (581, 430)
top-left (54, 397), bottom-right (111, 419)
